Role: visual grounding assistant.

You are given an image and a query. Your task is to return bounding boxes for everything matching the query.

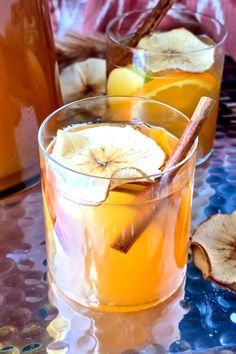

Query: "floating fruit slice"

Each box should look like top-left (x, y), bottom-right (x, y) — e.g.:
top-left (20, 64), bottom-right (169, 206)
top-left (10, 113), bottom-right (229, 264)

top-left (50, 125), bottom-right (166, 204)
top-left (191, 211), bottom-right (236, 292)
top-left (137, 28), bottom-right (215, 73)
top-left (107, 67), bottom-right (145, 95)
top-left (133, 71), bottom-right (217, 113)
top-left (139, 124), bottom-right (175, 157)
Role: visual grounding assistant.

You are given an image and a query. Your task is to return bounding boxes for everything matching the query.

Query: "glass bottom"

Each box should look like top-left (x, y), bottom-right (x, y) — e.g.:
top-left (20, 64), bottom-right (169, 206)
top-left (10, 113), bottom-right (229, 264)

top-left (196, 149), bottom-right (213, 167)
top-left (0, 174), bottom-right (40, 200)
top-left (48, 271), bottom-right (186, 313)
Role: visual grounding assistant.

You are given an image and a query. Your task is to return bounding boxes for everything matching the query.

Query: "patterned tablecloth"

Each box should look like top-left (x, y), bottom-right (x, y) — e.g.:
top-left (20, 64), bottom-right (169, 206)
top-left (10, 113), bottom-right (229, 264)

top-left (0, 56), bottom-right (236, 354)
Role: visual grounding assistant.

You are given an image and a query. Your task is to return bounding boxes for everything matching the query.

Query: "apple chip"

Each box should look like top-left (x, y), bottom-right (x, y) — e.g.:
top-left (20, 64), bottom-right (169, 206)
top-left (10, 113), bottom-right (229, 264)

top-left (137, 28), bottom-right (215, 73)
top-left (60, 58), bottom-right (106, 102)
top-left (50, 125), bottom-right (166, 205)
top-left (191, 211), bottom-right (236, 292)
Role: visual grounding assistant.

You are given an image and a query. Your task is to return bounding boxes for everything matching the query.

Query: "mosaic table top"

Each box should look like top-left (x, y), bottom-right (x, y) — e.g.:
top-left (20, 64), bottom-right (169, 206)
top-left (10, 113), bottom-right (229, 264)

top-left (0, 56), bottom-right (236, 354)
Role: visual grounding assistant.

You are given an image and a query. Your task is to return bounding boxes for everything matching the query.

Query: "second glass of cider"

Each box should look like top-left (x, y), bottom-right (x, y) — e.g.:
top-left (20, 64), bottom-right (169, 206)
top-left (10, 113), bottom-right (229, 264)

top-left (107, 9), bottom-right (226, 164)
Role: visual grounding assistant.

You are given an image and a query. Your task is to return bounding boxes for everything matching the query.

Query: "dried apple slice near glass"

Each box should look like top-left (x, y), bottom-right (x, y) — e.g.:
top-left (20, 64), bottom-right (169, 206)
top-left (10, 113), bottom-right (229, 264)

top-left (191, 211), bottom-right (236, 292)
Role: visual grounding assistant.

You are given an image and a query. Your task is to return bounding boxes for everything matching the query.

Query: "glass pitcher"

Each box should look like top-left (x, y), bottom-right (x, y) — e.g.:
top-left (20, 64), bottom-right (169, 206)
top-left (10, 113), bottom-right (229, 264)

top-left (0, 0), bottom-right (62, 198)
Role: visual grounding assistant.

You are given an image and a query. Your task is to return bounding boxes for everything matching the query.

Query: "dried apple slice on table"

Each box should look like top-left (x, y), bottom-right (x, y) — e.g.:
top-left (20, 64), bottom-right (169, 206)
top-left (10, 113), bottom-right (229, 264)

top-left (191, 211), bottom-right (236, 292)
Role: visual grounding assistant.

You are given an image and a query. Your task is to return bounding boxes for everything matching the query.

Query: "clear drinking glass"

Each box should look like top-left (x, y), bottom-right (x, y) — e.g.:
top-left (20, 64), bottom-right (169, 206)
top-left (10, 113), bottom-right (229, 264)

top-left (106, 9), bottom-right (226, 164)
top-left (0, 0), bottom-right (62, 198)
top-left (39, 96), bottom-right (197, 312)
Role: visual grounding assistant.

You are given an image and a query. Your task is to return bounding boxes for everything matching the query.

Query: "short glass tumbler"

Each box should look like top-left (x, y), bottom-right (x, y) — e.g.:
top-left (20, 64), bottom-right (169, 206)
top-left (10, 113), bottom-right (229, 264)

top-left (39, 96), bottom-right (197, 312)
top-left (107, 9), bottom-right (226, 164)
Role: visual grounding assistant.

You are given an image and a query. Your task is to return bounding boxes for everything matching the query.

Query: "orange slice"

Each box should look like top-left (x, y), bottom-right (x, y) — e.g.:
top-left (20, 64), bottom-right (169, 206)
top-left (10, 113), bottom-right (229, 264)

top-left (133, 71), bottom-right (217, 116)
top-left (174, 186), bottom-right (192, 268)
top-left (151, 128), bottom-right (172, 157)
top-left (139, 125), bottom-right (175, 157)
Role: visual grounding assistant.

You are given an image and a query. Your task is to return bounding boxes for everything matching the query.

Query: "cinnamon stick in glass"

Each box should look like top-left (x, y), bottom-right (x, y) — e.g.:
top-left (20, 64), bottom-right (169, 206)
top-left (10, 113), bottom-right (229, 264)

top-left (107, 0), bottom-right (178, 71)
top-left (111, 97), bottom-right (215, 254)
top-left (128, 0), bottom-right (178, 48)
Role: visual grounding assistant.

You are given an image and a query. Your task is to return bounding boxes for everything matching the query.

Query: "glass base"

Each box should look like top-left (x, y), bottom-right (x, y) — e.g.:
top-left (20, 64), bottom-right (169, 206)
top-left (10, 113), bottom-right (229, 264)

top-left (196, 149), bottom-right (213, 167)
top-left (0, 174), bottom-right (40, 200)
top-left (48, 271), bottom-right (186, 313)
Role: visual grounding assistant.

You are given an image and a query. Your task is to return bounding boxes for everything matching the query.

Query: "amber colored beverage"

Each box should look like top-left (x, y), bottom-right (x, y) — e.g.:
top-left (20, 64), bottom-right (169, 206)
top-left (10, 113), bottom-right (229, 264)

top-left (107, 9), bottom-right (226, 164)
top-left (39, 96), bottom-right (197, 312)
top-left (0, 0), bottom-right (61, 197)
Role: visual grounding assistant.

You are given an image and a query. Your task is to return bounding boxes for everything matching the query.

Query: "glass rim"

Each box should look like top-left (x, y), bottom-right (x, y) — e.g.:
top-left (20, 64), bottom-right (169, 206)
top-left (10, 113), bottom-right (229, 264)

top-left (38, 95), bottom-right (198, 181)
top-left (106, 8), bottom-right (227, 56)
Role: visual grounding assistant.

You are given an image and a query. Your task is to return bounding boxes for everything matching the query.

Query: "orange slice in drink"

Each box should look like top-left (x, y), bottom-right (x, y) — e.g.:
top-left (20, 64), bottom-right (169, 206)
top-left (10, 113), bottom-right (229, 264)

top-left (139, 125), bottom-right (175, 157)
top-left (174, 186), bottom-right (192, 268)
top-left (133, 71), bottom-right (217, 116)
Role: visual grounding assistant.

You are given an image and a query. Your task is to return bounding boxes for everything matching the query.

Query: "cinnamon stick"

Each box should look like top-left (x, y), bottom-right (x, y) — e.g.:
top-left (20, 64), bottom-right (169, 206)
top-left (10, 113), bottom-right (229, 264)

top-left (111, 97), bottom-right (215, 254)
top-left (128, 0), bottom-right (178, 49)
top-left (107, 0), bottom-right (178, 71)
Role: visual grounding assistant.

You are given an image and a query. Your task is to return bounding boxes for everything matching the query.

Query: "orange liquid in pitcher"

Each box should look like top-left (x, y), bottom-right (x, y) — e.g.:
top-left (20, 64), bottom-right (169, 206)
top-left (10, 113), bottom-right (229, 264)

top-left (0, 0), bottom-right (61, 196)
top-left (41, 123), bottom-right (195, 312)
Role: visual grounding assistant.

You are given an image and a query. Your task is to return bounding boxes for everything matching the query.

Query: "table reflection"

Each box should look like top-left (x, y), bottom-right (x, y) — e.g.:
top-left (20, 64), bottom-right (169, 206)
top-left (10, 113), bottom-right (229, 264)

top-left (47, 280), bottom-right (187, 353)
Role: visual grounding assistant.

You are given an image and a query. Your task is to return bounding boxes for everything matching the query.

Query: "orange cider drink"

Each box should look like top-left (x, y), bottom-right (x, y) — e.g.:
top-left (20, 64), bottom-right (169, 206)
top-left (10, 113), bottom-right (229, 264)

top-left (107, 9), bottom-right (226, 164)
top-left (39, 96), bottom-right (197, 312)
top-left (0, 0), bottom-right (61, 197)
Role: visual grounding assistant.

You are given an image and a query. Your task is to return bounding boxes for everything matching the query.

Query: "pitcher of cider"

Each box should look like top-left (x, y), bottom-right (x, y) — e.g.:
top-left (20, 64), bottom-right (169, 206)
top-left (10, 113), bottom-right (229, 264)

top-left (0, 0), bottom-right (62, 197)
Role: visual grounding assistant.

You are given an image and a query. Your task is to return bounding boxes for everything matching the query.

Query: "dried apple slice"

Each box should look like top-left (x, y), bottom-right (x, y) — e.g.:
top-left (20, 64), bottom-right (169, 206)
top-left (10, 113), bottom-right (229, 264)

top-left (50, 125), bottom-right (166, 205)
top-left (60, 58), bottom-right (106, 102)
top-left (137, 28), bottom-right (214, 73)
top-left (191, 211), bottom-right (236, 292)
